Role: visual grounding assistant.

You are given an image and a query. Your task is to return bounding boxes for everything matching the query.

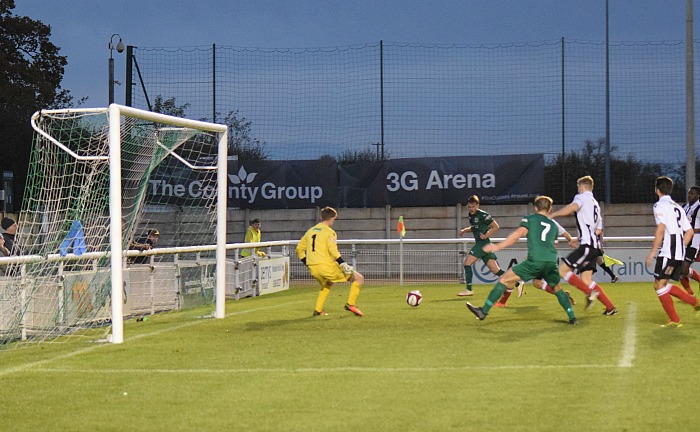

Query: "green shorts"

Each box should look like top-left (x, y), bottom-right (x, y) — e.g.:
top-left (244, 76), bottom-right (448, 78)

top-left (468, 242), bottom-right (498, 264)
top-left (512, 259), bottom-right (561, 287)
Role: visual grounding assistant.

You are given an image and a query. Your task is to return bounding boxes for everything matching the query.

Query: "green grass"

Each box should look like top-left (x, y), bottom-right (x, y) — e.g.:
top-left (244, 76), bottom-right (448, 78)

top-left (1, 281), bottom-right (699, 431)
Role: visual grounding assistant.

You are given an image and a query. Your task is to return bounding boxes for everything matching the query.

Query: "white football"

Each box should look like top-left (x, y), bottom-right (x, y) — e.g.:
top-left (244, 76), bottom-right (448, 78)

top-left (406, 290), bottom-right (423, 307)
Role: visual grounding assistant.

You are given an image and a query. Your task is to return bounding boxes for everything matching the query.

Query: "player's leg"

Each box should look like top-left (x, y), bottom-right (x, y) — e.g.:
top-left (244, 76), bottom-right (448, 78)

top-left (314, 277), bottom-right (333, 316)
top-left (653, 258), bottom-right (691, 326)
top-left (483, 258), bottom-right (510, 307)
top-left (345, 271), bottom-right (365, 316)
top-left (534, 278), bottom-right (575, 304)
top-left (458, 253), bottom-right (479, 296)
top-left (580, 269), bottom-right (617, 314)
top-left (680, 247), bottom-right (698, 295)
top-left (467, 263), bottom-right (533, 320)
top-left (466, 268), bottom-right (516, 319)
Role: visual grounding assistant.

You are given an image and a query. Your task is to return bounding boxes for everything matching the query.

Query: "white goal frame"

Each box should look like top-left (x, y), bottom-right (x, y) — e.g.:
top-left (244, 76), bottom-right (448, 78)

top-left (108, 105), bottom-right (228, 343)
top-left (30, 104), bottom-right (229, 344)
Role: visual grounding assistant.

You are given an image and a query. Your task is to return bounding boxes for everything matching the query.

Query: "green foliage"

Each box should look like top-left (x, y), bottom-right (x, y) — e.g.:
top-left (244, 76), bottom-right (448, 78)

top-left (0, 0), bottom-right (78, 208)
top-left (152, 95), bottom-right (190, 118)
top-left (1, 282), bottom-right (698, 431)
top-left (327, 146), bottom-right (389, 165)
top-left (545, 137), bottom-right (672, 203)
top-left (220, 109), bottom-right (268, 161)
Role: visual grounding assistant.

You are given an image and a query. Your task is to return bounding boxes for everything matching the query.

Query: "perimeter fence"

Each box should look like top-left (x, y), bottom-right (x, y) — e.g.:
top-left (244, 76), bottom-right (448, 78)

top-left (126, 39), bottom-right (697, 203)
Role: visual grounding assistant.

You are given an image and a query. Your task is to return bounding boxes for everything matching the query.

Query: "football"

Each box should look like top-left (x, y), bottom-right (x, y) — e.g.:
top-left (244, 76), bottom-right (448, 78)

top-left (406, 290), bottom-right (423, 307)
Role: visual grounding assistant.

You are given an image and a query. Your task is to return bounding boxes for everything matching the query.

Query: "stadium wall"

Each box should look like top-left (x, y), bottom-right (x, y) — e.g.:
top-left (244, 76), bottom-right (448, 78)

top-left (140, 204), bottom-right (654, 250)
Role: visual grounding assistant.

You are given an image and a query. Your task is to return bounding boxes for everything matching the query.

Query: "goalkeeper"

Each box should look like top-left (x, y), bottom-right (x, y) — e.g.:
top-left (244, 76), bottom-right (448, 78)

top-left (241, 219), bottom-right (267, 258)
top-left (296, 206), bottom-right (365, 317)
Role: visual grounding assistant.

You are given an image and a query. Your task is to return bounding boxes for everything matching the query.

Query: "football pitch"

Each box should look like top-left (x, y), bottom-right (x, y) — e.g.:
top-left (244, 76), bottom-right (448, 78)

top-left (1, 281), bottom-right (698, 432)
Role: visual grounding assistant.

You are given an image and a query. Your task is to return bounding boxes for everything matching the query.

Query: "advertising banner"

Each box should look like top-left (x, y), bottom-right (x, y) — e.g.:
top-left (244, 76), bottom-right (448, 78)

top-left (146, 154), bottom-right (543, 209)
top-left (469, 247), bottom-right (652, 284)
top-left (339, 154), bottom-right (544, 207)
top-left (258, 256), bottom-right (290, 295)
top-left (228, 159), bottom-right (338, 209)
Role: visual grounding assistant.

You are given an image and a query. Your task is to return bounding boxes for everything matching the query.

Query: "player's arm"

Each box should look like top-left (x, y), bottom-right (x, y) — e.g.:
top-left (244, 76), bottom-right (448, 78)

top-left (459, 226), bottom-right (472, 237)
top-left (481, 220), bottom-right (499, 240)
top-left (549, 202), bottom-right (579, 219)
top-left (646, 223), bottom-right (665, 266)
top-left (484, 226), bottom-right (528, 253)
top-left (683, 227), bottom-right (694, 247)
top-left (295, 235), bottom-right (307, 263)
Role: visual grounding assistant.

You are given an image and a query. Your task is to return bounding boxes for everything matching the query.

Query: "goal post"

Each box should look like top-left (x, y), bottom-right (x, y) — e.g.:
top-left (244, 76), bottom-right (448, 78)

top-left (107, 104), bottom-right (229, 343)
top-left (4, 104), bottom-right (229, 346)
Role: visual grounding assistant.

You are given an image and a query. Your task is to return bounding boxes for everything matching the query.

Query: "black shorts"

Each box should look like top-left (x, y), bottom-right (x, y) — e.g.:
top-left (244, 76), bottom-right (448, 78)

top-left (684, 246), bottom-right (698, 263)
top-left (654, 256), bottom-right (683, 281)
top-left (563, 245), bottom-right (600, 273)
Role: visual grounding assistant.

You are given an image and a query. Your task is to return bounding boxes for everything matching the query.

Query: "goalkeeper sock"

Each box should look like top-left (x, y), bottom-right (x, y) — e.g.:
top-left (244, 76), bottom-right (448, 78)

top-left (315, 286), bottom-right (331, 312)
top-left (554, 289), bottom-right (575, 320)
top-left (347, 281), bottom-right (361, 306)
top-left (483, 282), bottom-right (506, 314)
top-left (464, 266), bottom-right (473, 291)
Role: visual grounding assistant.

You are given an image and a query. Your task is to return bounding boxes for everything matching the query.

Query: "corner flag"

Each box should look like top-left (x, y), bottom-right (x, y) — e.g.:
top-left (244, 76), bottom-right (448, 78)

top-left (397, 216), bottom-right (406, 238)
top-left (603, 253), bottom-right (624, 267)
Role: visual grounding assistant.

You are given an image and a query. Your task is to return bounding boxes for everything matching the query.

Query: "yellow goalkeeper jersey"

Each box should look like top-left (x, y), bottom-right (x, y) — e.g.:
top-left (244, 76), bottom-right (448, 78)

top-left (296, 222), bottom-right (341, 266)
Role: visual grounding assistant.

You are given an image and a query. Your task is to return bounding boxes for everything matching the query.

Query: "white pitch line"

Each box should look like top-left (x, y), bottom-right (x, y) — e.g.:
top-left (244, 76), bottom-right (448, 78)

top-left (618, 302), bottom-right (637, 368)
top-left (27, 364), bottom-right (620, 374)
top-left (0, 300), bottom-right (308, 377)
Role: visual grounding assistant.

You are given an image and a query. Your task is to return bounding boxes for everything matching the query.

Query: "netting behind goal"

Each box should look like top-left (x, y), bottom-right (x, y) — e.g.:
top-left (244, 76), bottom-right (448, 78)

top-left (0, 105), bottom-right (227, 347)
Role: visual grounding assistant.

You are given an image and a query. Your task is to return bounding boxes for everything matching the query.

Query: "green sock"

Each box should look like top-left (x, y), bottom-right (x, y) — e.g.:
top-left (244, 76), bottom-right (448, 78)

top-left (464, 266), bottom-right (473, 290)
top-left (554, 290), bottom-right (575, 320)
top-left (483, 282), bottom-right (507, 314)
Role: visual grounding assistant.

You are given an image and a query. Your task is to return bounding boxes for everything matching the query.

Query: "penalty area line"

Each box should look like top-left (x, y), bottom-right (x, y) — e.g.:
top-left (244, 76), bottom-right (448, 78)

top-left (618, 302), bottom-right (637, 368)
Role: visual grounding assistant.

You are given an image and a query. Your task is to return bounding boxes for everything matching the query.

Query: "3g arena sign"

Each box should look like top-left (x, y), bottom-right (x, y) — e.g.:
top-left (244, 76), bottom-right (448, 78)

top-left (386, 170), bottom-right (496, 192)
top-left (340, 154), bottom-right (543, 206)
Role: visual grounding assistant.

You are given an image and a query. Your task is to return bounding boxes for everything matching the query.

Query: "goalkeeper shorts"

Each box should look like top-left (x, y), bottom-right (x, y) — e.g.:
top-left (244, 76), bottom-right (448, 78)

top-left (308, 262), bottom-right (351, 285)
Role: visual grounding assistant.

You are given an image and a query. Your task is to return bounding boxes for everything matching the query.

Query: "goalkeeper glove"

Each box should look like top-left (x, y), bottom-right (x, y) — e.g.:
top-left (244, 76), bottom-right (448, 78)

top-left (340, 262), bottom-right (355, 275)
top-left (256, 251), bottom-right (267, 258)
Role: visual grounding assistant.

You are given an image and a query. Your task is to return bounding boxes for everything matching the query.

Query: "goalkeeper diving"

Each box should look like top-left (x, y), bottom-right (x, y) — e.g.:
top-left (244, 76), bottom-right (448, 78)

top-left (296, 206), bottom-right (365, 316)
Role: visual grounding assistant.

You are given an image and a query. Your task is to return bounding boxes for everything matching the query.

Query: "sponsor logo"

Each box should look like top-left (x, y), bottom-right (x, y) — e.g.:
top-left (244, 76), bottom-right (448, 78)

top-left (228, 166), bottom-right (323, 204)
top-left (386, 170), bottom-right (496, 192)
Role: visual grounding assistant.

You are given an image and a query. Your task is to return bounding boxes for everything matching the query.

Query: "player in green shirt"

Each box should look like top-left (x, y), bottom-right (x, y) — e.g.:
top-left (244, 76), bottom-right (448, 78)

top-left (466, 195), bottom-right (577, 324)
top-left (457, 195), bottom-right (507, 297)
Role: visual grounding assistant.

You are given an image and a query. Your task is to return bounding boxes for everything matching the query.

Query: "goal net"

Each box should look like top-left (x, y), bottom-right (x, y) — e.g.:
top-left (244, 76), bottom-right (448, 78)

top-left (0, 105), bottom-right (228, 347)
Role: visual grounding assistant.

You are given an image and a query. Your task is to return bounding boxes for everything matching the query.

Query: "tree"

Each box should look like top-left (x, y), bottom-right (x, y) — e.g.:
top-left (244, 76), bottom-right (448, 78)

top-left (220, 110), bottom-right (268, 161)
top-left (152, 95), bottom-right (190, 118)
top-left (544, 137), bottom-right (669, 204)
top-left (324, 146), bottom-right (390, 165)
top-left (0, 0), bottom-right (77, 209)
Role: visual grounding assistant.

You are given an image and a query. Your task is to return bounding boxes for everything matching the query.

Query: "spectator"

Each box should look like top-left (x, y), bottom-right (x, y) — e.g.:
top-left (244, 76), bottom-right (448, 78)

top-left (1, 217), bottom-right (19, 255)
top-left (241, 219), bottom-right (267, 258)
top-left (130, 229), bottom-right (160, 264)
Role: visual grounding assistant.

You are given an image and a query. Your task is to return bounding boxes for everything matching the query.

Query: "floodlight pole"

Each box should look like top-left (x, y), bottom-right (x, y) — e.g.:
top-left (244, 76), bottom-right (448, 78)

top-left (109, 34), bottom-right (125, 105)
top-left (687, 0), bottom-right (695, 188)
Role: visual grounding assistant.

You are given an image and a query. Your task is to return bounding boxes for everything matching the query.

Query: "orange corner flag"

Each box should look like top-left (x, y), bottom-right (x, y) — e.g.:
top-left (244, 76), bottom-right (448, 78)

top-left (397, 216), bottom-right (406, 238)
